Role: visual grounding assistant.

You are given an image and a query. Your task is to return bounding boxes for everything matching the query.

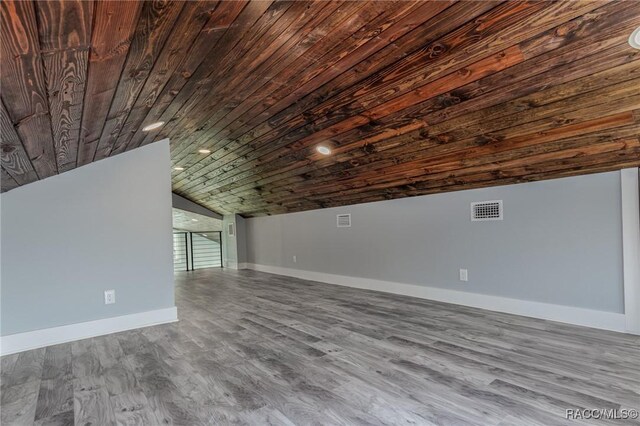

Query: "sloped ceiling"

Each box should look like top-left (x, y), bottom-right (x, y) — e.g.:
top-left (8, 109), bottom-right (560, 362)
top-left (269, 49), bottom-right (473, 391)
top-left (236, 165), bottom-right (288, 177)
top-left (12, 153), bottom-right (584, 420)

top-left (1, 1), bottom-right (639, 216)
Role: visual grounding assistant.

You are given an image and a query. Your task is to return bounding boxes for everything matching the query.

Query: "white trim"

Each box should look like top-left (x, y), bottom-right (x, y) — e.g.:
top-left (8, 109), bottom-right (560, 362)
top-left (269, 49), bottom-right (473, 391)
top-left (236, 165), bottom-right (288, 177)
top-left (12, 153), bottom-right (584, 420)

top-left (0, 307), bottom-right (178, 356)
top-left (244, 263), bottom-right (626, 333)
top-left (224, 259), bottom-right (238, 270)
top-left (621, 168), bottom-right (640, 334)
top-left (237, 262), bottom-right (250, 270)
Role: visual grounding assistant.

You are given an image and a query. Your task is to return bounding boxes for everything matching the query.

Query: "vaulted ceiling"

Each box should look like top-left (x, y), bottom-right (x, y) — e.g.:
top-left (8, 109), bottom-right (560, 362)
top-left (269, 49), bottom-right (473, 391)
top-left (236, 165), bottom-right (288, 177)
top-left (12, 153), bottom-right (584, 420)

top-left (1, 1), bottom-right (639, 216)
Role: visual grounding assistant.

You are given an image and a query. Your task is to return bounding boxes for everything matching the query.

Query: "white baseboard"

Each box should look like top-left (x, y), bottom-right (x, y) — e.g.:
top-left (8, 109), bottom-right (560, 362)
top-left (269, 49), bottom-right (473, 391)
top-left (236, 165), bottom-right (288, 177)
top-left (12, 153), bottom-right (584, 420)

top-left (237, 262), bottom-right (249, 270)
top-left (244, 263), bottom-right (627, 333)
top-left (0, 307), bottom-right (178, 356)
top-left (224, 259), bottom-right (238, 270)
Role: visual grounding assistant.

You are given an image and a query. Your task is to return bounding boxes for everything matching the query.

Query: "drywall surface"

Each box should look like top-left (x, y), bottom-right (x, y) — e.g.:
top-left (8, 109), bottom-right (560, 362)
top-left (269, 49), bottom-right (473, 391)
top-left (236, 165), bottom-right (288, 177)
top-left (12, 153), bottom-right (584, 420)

top-left (222, 214), bottom-right (247, 269)
top-left (236, 215), bottom-right (247, 265)
top-left (1, 140), bottom-right (175, 335)
top-left (246, 172), bottom-right (624, 313)
top-left (172, 192), bottom-right (222, 219)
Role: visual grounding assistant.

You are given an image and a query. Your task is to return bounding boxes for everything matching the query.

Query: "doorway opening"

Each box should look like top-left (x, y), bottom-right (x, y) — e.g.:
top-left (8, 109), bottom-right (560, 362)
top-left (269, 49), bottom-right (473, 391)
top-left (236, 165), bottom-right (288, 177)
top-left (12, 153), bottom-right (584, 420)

top-left (172, 208), bottom-right (223, 272)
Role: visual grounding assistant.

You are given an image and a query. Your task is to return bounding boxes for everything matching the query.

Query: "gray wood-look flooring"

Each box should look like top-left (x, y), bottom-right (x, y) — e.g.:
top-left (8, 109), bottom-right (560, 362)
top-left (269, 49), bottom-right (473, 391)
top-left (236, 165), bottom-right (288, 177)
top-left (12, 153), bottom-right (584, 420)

top-left (1, 268), bottom-right (639, 425)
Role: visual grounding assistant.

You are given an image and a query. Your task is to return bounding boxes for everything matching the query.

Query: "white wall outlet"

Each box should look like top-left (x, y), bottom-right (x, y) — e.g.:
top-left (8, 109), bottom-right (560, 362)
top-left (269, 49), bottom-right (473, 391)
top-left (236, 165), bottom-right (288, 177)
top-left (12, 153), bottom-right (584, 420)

top-left (292, 255), bottom-right (297, 263)
top-left (459, 269), bottom-right (468, 282)
top-left (104, 289), bottom-right (116, 305)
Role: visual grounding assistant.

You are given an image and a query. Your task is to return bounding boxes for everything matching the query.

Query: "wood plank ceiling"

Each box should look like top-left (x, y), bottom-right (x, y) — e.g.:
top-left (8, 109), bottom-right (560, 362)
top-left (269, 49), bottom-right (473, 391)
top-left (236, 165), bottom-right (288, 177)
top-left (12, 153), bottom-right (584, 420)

top-left (1, 0), bottom-right (639, 216)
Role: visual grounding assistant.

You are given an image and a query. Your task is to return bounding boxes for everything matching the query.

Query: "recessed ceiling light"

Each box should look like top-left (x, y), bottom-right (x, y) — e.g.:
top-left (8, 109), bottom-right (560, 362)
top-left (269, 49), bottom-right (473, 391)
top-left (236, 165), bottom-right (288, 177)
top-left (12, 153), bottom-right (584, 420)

top-left (191, 219), bottom-right (198, 222)
top-left (316, 145), bottom-right (331, 155)
top-left (173, 167), bottom-right (184, 171)
top-left (630, 26), bottom-right (640, 49)
top-left (142, 121), bottom-right (164, 132)
top-left (198, 149), bottom-right (211, 154)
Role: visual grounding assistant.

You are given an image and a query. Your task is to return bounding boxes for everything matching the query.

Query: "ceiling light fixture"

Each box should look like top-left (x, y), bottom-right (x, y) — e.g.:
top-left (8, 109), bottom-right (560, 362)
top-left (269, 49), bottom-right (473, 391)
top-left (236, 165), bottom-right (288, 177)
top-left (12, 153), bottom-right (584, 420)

top-left (630, 26), bottom-right (640, 49)
top-left (198, 149), bottom-right (211, 154)
top-left (173, 167), bottom-right (184, 171)
top-left (191, 219), bottom-right (198, 222)
top-left (142, 121), bottom-right (164, 132)
top-left (316, 145), bottom-right (331, 155)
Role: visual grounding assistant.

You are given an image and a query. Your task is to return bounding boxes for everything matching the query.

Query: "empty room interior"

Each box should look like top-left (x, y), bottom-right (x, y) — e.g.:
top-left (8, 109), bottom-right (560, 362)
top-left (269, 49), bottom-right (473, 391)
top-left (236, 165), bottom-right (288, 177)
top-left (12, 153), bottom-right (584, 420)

top-left (1, 0), bottom-right (640, 425)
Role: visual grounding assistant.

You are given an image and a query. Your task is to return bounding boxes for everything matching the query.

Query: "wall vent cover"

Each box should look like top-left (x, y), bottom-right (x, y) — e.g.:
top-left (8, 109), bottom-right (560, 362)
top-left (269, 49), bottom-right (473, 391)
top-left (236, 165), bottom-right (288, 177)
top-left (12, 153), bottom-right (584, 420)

top-left (471, 200), bottom-right (503, 221)
top-left (227, 222), bottom-right (235, 236)
top-left (337, 214), bottom-right (351, 228)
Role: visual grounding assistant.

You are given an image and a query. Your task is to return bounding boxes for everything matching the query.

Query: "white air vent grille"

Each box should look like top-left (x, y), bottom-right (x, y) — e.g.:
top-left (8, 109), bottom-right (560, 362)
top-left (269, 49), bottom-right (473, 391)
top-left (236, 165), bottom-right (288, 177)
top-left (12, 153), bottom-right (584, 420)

top-left (227, 222), bottom-right (235, 236)
top-left (471, 200), bottom-right (503, 221)
top-left (337, 214), bottom-right (351, 228)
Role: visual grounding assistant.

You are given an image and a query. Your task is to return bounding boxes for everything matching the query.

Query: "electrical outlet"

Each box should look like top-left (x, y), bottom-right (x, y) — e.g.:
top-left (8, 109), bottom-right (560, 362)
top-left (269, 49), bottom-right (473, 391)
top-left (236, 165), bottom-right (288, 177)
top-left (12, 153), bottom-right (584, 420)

top-left (104, 290), bottom-right (116, 305)
top-left (459, 269), bottom-right (468, 282)
top-left (293, 255), bottom-right (297, 263)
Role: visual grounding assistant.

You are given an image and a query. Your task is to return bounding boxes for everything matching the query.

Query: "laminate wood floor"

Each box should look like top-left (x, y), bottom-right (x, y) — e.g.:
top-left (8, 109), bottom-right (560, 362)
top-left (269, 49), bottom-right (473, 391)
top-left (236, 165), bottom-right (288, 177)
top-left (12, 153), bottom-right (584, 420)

top-left (1, 268), bottom-right (639, 425)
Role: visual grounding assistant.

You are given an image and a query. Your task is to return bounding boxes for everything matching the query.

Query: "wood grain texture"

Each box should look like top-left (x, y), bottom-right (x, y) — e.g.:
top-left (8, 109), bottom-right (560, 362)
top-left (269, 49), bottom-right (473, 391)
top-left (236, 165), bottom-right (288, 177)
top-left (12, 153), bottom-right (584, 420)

top-left (1, 1), bottom-right (639, 216)
top-left (36, 0), bottom-right (93, 173)
top-left (2, 268), bottom-right (639, 425)
top-left (109, 0), bottom-right (222, 155)
top-left (0, 167), bottom-right (19, 192)
top-left (0, 101), bottom-right (38, 185)
top-left (1, 0), bottom-right (57, 179)
top-left (77, 0), bottom-right (142, 167)
top-left (92, 0), bottom-right (185, 161)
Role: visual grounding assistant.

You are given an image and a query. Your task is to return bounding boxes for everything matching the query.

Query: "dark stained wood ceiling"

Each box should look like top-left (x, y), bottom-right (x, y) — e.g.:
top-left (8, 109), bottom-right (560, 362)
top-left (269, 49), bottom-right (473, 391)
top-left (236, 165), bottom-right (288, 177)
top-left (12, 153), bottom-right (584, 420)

top-left (1, 1), bottom-right (639, 216)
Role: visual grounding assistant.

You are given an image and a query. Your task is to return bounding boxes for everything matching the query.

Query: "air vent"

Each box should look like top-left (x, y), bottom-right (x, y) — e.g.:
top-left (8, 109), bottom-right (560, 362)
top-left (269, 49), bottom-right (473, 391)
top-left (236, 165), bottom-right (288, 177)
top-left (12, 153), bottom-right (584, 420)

top-left (336, 214), bottom-right (351, 228)
top-left (471, 200), bottom-right (503, 221)
top-left (227, 222), bottom-right (235, 236)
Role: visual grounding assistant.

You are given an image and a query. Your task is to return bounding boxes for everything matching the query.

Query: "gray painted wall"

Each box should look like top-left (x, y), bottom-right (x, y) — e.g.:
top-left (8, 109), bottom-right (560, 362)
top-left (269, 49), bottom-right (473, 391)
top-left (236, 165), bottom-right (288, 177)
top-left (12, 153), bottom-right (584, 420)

top-left (222, 215), bottom-right (237, 268)
top-left (236, 215), bottom-right (247, 265)
top-left (172, 193), bottom-right (222, 220)
top-left (222, 214), bottom-right (247, 268)
top-left (0, 141), bottom-right (175, 336)
top-left (246, 171), bottom-right (624, 313)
